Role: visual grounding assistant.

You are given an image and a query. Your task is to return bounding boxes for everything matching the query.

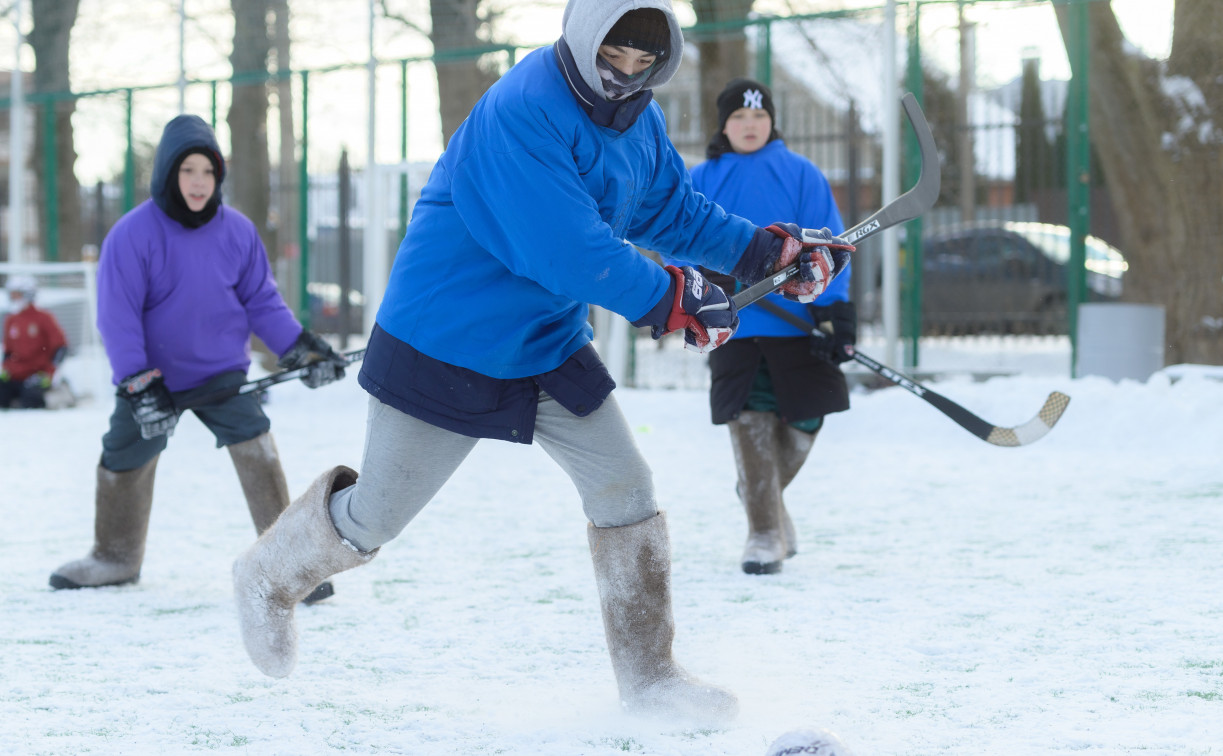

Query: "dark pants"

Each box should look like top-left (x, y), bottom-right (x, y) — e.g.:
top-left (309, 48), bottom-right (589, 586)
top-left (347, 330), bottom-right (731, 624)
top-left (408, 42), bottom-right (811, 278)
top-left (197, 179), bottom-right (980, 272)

top-left (100, 371), bottom-right (271, 472)
top-left (0, 377), bottom-right (47, 409)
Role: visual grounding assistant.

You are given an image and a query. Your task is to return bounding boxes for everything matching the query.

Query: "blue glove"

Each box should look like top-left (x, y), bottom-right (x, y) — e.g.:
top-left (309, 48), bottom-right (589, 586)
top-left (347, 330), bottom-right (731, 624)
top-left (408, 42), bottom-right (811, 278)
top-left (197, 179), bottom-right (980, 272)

top-left (733, 224), bottom-right (854, 303)
top-left (277, 330), bottom-right (347, 389)
top-left (118, 369), bottom-right (178, 439)
top-left (634, 265), bottom-right (739, 354)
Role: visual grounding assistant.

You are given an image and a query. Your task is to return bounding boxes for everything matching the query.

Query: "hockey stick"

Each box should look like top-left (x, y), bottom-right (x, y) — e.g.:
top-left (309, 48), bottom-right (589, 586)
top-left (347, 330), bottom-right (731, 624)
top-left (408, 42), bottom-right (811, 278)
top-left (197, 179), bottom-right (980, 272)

top-left (732, 92), bottom-right (941, 310)
top-left (175, 348), bottom-right (366, 410)
top-left (755, 299), bottom-right (1070, 447)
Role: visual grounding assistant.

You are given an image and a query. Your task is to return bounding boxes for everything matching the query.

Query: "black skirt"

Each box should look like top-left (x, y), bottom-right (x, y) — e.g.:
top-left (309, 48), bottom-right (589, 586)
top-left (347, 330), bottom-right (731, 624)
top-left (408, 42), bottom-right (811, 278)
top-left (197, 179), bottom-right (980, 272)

top-left (707, 336), bottom-right (849, 425)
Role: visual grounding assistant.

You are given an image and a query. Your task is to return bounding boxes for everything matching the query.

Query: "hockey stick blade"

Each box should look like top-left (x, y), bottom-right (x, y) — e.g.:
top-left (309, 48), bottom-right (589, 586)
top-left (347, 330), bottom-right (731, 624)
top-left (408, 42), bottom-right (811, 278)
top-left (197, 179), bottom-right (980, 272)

top-left (733, 92), bottom-right (941, 310)
top-left (755, 299), bottom-right (1070, 447)
top-left (853, 350), bottom-right (1070, 447)
top-left (176, 348), bottom-right (366, 410)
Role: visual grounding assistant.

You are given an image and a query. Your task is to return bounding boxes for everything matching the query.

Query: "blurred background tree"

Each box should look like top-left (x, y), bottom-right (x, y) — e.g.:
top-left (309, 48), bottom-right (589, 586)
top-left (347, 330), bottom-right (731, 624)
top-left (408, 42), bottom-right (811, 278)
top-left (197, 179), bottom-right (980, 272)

top-left (1054, 0), bottom-right (1222, 363)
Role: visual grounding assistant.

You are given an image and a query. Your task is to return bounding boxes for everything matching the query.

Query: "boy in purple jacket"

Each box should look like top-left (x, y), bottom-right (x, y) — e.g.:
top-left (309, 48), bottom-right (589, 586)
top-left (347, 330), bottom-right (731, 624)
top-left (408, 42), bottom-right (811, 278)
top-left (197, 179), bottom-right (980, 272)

top-left (49, 115), bottom-right (347, 598)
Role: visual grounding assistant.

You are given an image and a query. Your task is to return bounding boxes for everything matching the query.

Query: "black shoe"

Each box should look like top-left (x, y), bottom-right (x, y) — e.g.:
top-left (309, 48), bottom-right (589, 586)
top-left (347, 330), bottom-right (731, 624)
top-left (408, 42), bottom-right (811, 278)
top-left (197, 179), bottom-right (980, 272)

top-left (302, 581), bottom-right (334, 605)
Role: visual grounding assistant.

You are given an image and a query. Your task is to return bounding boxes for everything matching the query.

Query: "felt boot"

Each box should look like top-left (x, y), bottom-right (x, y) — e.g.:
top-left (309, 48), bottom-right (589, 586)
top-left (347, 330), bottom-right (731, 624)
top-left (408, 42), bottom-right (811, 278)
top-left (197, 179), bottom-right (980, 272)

top-left (228, 433), bottom-right (334, 605)
top-left (728, 411), bottom-right (788, 574)
top-left (49, 457), bottom-right (159, 589)
top-left (232, 465), bottom-right (376, 678)
top-left (588, 512), bottom-right (738, 722)
top-left (776, 423), bottom-right (816, 559)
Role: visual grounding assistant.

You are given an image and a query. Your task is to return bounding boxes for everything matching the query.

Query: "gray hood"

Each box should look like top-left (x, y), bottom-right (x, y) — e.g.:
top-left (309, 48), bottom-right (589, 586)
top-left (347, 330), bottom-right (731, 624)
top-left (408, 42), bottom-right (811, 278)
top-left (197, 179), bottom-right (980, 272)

top-left (561, 0), bottom-right (684, 101)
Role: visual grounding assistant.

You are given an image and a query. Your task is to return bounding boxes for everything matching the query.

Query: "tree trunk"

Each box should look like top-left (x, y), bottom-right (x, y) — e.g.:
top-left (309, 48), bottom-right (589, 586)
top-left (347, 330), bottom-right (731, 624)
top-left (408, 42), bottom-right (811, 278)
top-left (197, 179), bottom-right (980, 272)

top-left (692, 0), bottom-right (754, 141)
top-left (273, 0), bottom-right (298, 311)
top-left (1054, 0), bottom-right (1222, 364)
top-left (29, 0), bottom-right (83, 263)
top-left (430, 0), bottom-right (498, 147)
top-left (228, 0), bottom-right (274, 259)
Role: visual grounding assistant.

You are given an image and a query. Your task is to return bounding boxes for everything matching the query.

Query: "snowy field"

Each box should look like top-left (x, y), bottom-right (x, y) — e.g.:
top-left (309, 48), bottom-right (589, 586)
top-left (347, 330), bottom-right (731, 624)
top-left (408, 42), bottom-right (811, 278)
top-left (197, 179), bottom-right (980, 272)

top-left (3, 341), bottom-right (1222, 755)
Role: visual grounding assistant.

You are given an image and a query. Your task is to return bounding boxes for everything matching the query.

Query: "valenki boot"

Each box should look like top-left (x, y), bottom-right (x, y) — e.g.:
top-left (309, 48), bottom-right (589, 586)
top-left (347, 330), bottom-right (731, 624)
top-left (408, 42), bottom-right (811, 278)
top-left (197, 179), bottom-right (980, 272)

top-left (233, 465), bottom-right (377, 678)
top-left (49, 456), bottom-right (160, 589)
top-left (228, 433), bottom-right (334, 605)
top-left (588, 512), bottom-right (738, 722)
top-left (776, 423), bottom-right (816, 559)
top-left (228, 432), bottom-right (292, 534)
top-left (727, 411), bottom-right (789, 574)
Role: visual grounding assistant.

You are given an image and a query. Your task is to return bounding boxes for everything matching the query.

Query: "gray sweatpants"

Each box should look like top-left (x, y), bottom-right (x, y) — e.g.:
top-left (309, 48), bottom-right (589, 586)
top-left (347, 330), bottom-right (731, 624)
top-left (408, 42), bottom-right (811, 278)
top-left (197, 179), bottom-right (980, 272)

top-left (329, 392), bottom-right (657, 552)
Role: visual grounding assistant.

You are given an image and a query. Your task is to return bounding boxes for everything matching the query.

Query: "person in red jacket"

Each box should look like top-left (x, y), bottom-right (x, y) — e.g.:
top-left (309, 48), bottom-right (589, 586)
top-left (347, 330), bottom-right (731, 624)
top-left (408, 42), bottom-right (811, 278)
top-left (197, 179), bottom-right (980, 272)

top-left (1, 275), bottom-right (68, 410)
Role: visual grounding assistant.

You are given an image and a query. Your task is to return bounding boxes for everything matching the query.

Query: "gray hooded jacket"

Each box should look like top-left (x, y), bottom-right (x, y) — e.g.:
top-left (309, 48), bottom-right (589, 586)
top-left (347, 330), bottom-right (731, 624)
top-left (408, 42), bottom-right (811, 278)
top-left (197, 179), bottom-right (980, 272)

top-left (561, 0), bottom-right (685, 100)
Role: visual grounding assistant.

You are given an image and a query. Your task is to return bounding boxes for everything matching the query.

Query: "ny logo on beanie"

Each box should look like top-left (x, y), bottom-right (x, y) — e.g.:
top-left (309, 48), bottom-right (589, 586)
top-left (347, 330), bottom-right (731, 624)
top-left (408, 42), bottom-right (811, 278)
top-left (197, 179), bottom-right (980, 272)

top-left (742, 89), bottom-right (764, 109)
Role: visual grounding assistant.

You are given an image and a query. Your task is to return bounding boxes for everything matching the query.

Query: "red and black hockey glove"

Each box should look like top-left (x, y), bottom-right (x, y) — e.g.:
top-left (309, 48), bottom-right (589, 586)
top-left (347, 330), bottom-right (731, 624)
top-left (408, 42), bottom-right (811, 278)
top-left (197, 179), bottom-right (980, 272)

top-left (634, 265), bottom-right (739, 354)
top-left (733, 224), bottom-right (854, 303)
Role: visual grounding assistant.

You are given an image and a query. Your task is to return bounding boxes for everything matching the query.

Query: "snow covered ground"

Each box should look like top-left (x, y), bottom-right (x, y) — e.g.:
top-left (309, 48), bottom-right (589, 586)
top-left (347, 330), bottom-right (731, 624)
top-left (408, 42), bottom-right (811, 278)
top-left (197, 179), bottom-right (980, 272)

top-left (3, 341), bottom-right (1222, 755)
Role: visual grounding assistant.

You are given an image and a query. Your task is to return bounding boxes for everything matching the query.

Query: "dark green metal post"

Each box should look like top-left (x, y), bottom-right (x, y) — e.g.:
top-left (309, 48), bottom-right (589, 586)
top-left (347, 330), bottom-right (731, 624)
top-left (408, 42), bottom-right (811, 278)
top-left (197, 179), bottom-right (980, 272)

top-left (124, 89), bottom-right (135, 212)
top-left (42, 102), bottom-right (58, 261)
top-left (1064, 0), bottom-right (1090, 375)
top-left (756, 19), bottom-right (773, 87)
top-left (399, 59), bottom-right (409, 240)
top-left (297, 71), bottom-right (311, 328)
top-left (903, 2), bottom-right (925, 366)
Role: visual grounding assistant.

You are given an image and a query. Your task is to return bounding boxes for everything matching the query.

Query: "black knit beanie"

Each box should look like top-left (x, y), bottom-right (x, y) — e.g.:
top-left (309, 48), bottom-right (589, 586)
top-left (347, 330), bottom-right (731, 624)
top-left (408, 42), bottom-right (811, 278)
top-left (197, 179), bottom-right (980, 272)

top-left (706, 77), bottom-right (782, 158)
top-left (602, 8), bottom-right (670, 57)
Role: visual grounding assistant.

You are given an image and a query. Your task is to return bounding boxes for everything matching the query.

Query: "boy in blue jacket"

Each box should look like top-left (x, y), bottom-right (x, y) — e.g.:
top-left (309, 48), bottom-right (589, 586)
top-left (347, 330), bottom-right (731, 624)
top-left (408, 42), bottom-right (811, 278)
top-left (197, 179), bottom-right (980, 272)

top-left (233, 0), bottom-right (851, 722)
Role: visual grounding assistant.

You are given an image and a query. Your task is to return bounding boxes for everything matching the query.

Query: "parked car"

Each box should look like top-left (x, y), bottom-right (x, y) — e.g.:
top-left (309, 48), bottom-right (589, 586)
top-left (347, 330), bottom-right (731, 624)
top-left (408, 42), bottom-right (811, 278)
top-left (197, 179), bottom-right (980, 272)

top-left (306, 282), bottom-right (365, 336)
top-left (919, 221), bottom-right (1128, 335)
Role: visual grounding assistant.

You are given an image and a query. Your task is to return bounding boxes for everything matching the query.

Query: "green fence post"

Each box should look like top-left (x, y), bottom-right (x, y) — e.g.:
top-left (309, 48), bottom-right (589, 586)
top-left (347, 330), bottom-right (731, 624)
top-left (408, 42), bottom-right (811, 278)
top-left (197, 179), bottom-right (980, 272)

top-left (756, 19), bottom-right (772, 87)
top-left (399, 58), bottom-right (409, 241)
top-left (297, 70), bottom-right (311, 328)
top-left (42, 101), bottom-right (58, 261)
top-left (1064, 0), bottom-right (1090, 375)
top-left (210, 80), bottom-right (218, 129)
top-left (124, 89), bottom-right (135, 212)
top-left (902, 1), bottom-right (924, 367)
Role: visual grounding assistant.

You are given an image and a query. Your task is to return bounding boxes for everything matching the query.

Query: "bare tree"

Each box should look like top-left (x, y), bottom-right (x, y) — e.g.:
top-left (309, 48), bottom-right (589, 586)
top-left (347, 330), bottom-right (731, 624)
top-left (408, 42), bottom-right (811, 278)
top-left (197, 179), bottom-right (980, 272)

top-left (1053, 0), bottom-right (1223, 364)
top-left (228, 0), bottom-right (274, 259)
top-left (272, 0), bottom-right (297, 309)
top-left (28, 0), bottom-right (83, 262)
top-left (691, 0), bottom-right (754, 139)
top-left (380, 0), bottom-right (500, 147)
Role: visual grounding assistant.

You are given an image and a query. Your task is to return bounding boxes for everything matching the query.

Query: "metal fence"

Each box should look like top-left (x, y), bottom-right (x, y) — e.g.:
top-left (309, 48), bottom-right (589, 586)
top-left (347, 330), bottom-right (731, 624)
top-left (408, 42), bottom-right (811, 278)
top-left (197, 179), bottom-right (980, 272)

top-left (2, 2), bottom-right (1109, 354)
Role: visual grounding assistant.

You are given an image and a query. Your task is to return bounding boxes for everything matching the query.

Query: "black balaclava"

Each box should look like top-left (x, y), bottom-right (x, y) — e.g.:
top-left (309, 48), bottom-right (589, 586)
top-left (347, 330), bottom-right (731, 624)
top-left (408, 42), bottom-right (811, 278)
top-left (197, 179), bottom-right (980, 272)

top-left (705, 77), bottom-right (784, 159)
top-left (164, 147), bottom-right (223, 229)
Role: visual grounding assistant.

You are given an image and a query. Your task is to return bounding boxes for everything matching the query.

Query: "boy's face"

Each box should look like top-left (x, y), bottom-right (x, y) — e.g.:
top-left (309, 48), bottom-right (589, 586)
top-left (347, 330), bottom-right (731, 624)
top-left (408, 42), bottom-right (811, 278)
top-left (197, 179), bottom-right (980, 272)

top-left (178, 153), bottom-right (217, 212)
top-left (723, 107), bottom-right (772, 155)
top-left (598, 45), bottom-right (658, 77)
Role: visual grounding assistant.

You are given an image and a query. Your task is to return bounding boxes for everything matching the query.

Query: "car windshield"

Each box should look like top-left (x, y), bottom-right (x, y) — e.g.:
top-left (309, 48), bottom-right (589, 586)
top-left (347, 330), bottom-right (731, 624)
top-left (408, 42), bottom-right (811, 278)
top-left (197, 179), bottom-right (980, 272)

top-left (1006, 222), bottom-right (1128, 277)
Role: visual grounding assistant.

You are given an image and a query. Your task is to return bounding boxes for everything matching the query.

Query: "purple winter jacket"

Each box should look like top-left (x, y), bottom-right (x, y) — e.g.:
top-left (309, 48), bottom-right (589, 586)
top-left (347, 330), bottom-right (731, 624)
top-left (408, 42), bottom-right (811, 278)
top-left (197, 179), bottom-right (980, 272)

top-left (98, 114), bottom-right (302, 392)
top-left (97, 200), bottom-right (303, 391)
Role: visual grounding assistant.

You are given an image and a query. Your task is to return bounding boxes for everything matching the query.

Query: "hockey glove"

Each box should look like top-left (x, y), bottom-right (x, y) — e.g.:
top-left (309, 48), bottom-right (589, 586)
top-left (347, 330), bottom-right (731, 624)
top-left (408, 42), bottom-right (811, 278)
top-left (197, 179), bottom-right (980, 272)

top-left (118, 368), bottom-right (179, 440)
top-left (808, 300), bottom-right (857, 364)
top-left (732, 224), bottom-right (854, 303)
top-left (277, 330), bottom-right (347, 389)
top-left (634, 265), bottom-right (739, 354)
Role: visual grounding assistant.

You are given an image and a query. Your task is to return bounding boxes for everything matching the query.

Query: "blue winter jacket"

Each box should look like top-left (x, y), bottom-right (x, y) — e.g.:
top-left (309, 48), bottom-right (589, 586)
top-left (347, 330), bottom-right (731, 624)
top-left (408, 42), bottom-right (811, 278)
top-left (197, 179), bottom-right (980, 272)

top-left (375, 45), bottom-right (753, 378)
top-left (686, 139), bottom-right (849, 338)
top-left (359, 44), bottom-right (756, 441)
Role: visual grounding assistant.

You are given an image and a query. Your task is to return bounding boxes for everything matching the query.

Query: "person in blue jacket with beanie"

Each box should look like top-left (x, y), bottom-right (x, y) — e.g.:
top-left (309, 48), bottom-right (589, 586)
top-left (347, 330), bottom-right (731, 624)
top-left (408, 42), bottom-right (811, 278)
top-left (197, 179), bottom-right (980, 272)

top-left (688, 78), bottom-right (856, 576)
top-left (232, 0), bottom-right (852, 722)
